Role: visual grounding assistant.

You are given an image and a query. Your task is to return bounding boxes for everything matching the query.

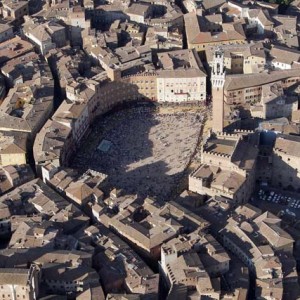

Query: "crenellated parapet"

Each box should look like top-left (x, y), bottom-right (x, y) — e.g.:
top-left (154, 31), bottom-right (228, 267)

top-left (233, 129), bottom-right (254, 134)
top-left (202, 150), bottom-right (231, 159)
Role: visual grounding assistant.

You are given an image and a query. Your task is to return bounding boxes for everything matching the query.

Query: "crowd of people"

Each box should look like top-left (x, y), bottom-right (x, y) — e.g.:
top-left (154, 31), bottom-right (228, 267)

top-left (72, 106), bottom-right (203, 200)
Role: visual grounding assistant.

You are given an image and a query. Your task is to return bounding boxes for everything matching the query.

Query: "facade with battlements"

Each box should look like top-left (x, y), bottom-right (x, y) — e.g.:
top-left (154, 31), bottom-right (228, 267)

top-left (189, 132), bottom-right (258, 203)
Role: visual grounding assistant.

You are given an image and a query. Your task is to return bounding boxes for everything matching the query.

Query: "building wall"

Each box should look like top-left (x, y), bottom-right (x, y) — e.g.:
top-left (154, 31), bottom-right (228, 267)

top-left (201, 151), bottom-right (232, 169)
top-left (41, 165), bottom-right (57, 184)
top-left (223, 234), bottom-right (255, 270)
top-left (92, 10), bottom-right (128, 26)
top-left (33, 100), bottom-right (54, 136)
top-left (161, 250), bottom-right (177, 276)
top-left (69, 26), bottom-right (83, 47)
top-left (183, 0), bottom-right (197, 13)
top-left (264, 98), bottom-right (298, 119)
top-left (0, 285), bottom-right (32, 300)
top-left (224, 55), bottom-right (243, 74)
top-left (2, 2), bottom-right (29, 24)
top-left (33, 122), bottom-right (74, 172)
top-left (188, 39), bottom-right (247, 52)
top-left (83, 73), bottom-right (158, 123)
top-left (128, 13), bottom-right (145, 24)
top-left (98, 213), bottom-right (153, 257)
top-left (189, 173), bottom-right (251, 203)
top-left (0, 27), bottom-right (14, 43)
top-left (282, 76), bottom-right (300, 89)
top-left (244, 55), bottom-right (266, 73)
top-left (272, 151), bottom-right (300, 192)
top-left (0, 152), bottom-right (26, 167)
top-left (45, 277), bottom-right (97, 294)
top-left (51, 27), bottom-right (67, 48)
top-left (225, 86), bottom-right (262, 105)
top-left (60, 132), bottom-right (75, 166)
top-left (123, 73), bottom-right (157, 101)
top-left (157, 76), bottom-right (206, 102)
top-left (210, 54), bottom-right (266, 75)
top-left (0, 267), bottom-right (39, 300)
top-left (0, 218), bottom-right (10, 236)
top-left (236, 167), bottom-right (256, 203)
top-left (73, 105), bottom-right (90, 144)
top-left (231, 55), bottom-right (244, 73)
top-left (25, 31), bottom-right (54, 56)
top-left (271, 61), bottom-right (291, 70)
top-left (225, 76), bottom-right (300, 105)
top-left (189, 175), bottom-right (207, 196)
top-left (205, 259), bottom-right (230, 276)
top-left (190, 148), bottom-right (256, 203)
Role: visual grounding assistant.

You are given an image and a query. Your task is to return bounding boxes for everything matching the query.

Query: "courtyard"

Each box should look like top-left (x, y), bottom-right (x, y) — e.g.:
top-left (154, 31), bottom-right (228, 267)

top-left (72, 106), bottom-right (204, 200)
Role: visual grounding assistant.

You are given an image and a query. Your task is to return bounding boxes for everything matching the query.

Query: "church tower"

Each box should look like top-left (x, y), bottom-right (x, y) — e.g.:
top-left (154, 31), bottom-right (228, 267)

top-left (211, 47), bottom-right (225, 133)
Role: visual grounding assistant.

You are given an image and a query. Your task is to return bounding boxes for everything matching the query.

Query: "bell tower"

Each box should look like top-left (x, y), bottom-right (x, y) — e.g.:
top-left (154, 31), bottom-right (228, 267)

top-left (211, 47), bottom-right (225, 133)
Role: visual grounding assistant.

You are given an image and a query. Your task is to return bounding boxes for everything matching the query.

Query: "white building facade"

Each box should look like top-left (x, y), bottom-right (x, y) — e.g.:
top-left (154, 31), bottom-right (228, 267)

top-left (157, 71), bottom-right (206, 102)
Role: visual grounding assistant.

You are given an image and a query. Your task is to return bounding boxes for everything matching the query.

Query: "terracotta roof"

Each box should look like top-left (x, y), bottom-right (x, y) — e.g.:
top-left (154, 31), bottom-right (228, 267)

top-left (66, 182), bottom-right (94, 202)
top-left (0, 268), bottom-right (30, 285)
top-left (0, 143), bottom-right (26, 155)
top-left (224, 68), bottom-right (300, 91)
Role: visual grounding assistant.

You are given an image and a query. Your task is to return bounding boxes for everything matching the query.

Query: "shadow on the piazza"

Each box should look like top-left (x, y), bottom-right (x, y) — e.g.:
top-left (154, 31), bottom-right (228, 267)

top-left (71, 103), bottom-right (184, 201)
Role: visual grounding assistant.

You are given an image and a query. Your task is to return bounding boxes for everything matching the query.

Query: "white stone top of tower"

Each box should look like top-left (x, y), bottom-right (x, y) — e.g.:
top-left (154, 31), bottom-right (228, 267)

top-left (211, 47), bottom-right (225, 88)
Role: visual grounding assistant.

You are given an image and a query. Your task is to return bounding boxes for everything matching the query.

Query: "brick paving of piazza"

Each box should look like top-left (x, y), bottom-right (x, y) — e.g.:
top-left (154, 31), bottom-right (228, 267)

top-left (72, 106), bottom-right (204, 200)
